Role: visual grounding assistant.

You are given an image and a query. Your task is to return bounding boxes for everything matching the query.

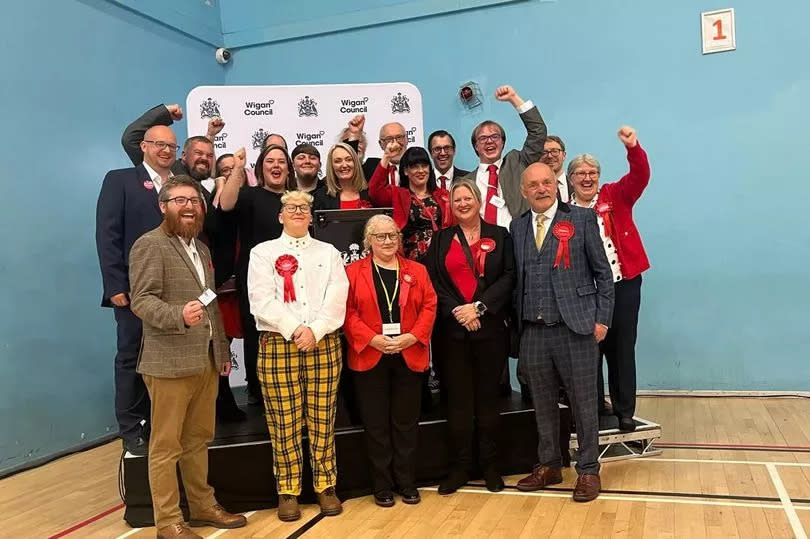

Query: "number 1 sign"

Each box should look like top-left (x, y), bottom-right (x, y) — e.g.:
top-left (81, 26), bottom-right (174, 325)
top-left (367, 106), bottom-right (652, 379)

top-left (701, 8), bottom-right (736, 54)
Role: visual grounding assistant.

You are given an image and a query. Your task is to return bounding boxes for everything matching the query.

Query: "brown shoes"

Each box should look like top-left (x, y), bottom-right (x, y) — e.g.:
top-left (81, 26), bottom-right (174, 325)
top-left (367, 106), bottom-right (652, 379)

top-left (278, 494), bottom-right (301, 522)
top-left (573, 473), bottom-right (601, 502)
top-left (189, 503), bottom-right (247, 529)
top-left (157, 523), bottom-right (202, 539)
top-left (317, 487), bottom-right (343, 516)
top-left (516, 464), bottom-right (563, 491)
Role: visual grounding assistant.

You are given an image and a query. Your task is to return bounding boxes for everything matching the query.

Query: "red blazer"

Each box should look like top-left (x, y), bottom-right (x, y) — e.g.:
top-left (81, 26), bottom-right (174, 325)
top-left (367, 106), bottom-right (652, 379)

top-left (344, 256), bottom-right (437, 372)
top-left (593, 143), bottom-right (651, 280)
top-left (368, 163), bottom-right (455, 230)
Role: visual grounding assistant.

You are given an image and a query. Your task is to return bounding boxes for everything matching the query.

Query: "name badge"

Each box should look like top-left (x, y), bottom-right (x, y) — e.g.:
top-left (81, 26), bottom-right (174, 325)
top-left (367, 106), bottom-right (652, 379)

top-left (198, 288), bottom-right (217, 306)
top-left (489, 195), bottom-right (505, 209)
top-left (382, 323), bottom-right (401, 336)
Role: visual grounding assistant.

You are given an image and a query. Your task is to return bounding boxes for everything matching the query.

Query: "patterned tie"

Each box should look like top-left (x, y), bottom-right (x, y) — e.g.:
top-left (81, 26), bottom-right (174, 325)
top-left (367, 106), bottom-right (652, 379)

top-left (388, 165), bottom-right (397, 186)
top-left (439, 175), bottom-right (448, 190)
top-left (484, 164), bottom-right (499, 224)
top-left (535, 214), bottom-right (546, 249)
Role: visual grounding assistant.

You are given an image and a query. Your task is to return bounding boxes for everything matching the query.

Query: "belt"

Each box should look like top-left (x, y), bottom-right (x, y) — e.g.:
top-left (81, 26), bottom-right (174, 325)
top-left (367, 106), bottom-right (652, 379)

top-left (525, 319), bottom-right (561, 328)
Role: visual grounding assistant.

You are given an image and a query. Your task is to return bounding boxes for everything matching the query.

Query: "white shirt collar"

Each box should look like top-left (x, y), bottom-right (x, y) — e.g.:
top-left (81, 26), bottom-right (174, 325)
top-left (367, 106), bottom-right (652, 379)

top-left (571, 191), bottom-right (599, 209)
top-left (281, 231), bottom-right (312, 249)
top-left (477, 157), bottom-right (504, 173)
top-left (434, 166), bottom-right (454, 181)
top-left (142, 161), bottom-right (173, 191)
top-left (531, 198), bottom-right (559, 222)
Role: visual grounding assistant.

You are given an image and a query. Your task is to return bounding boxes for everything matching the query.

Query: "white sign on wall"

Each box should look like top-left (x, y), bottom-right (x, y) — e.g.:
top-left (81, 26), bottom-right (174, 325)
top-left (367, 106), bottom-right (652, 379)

top-left (186, 82), bottom-right (424, 174)
top-left (701, 8), bottom-right (736, 55)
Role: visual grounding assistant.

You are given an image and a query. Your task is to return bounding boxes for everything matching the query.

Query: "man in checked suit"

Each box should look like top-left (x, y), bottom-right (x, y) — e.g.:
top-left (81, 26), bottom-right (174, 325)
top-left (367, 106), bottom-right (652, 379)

top-left (129, 176), bottom-right (247, 538)
top-left (510, 163), bottom-right (614, 502)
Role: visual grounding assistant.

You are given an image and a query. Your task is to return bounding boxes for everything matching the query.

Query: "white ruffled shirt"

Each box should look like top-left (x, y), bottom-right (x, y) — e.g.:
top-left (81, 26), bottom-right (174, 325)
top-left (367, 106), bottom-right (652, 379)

top-left (572, 194), bottom-right (623, 283)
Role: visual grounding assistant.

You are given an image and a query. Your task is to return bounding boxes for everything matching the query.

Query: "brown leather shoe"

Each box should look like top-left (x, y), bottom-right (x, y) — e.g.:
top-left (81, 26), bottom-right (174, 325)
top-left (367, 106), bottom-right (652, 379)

top-left (189, 503), bottom-right (247, 529)
top-left (573, 473), bottom-right (601, 502)
top-left (277, 494), bottom-right (301, 522)
top-left (516, 464), bottom-right (563, 491)
top-left (157, 523), bottom-right (202, 539)
top-left (317, 487), bottom-right (343, 516)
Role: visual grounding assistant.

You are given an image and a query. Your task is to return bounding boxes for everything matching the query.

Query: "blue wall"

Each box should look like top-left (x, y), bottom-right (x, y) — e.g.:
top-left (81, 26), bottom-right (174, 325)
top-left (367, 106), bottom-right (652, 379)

top-left (220, 0), bottom-right (810, 390)
top-left (0, 0), bottom-right (224, 474)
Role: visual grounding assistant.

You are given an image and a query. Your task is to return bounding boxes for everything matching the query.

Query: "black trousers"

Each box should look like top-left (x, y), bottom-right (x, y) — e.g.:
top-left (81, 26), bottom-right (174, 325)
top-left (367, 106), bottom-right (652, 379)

top-left (236, 273), bottom-right (260, 394)
top-left (439, 330), bottom-right (507, 471)
top-left (598, 275), bottom-right (642, 419)
top-left (353, 354), bottom-right (423, 493)
top-left (114, 306), bottom-right (150, 440)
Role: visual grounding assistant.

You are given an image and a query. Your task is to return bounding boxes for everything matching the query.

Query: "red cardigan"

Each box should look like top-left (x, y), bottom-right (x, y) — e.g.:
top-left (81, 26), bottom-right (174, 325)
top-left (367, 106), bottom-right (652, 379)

top-left (343, 256), bottom-right (437, 372)
top-left (368, 163), bottom-right (455, 230)
top-left (591, 143), bottom-right (651, 280)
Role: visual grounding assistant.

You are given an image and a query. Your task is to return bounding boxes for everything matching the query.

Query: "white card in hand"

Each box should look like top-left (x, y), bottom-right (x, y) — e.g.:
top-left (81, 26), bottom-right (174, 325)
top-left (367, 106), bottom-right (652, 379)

top-left (489, 195), bottom-right (505, 209)
top-left (382, 323), bottom-right (401, 336)
top-left (198, 288), bottom-right (217, 306)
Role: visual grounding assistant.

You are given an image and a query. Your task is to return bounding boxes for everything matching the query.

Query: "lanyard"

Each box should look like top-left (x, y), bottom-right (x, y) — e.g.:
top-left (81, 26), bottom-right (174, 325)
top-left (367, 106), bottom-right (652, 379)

top-left (373, 261), bottom-right (400, 323)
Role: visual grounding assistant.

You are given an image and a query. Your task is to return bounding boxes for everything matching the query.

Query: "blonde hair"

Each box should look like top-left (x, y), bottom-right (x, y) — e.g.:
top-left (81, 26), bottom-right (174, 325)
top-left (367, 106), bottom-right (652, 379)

top-left (325, 143), bottom-right (367, 197)
top-left (280, 190), bottom-right (314, 206)
top-left (362, 214), bottom-right (402, 251)
top-left (450, 178), bottom-right (482, 204)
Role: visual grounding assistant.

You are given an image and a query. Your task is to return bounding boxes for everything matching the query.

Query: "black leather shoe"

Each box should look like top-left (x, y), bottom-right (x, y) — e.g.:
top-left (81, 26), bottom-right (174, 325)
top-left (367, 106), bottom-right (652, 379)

top-left (246, 387), bottom-right (263, 406)
top-left (374, 491), bottom-right (395, 507)
top-left (397, 488), bottom-right (421, 504)
top-left (124, 436), bottom-right (148, 456)
top-left (618, 417), bottom-right (636, 432)
top-left (438, 470), bottom-right (468, 495)
top-left (484, 468), bottom-right (505, 492)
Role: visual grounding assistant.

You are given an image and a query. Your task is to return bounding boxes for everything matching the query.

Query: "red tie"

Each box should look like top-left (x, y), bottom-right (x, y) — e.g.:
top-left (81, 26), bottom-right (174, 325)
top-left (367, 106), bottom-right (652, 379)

top-left (388, 165), bottom-right (396, 186)
top-left (439, 175), bottom-right (448, 190)
top-left (484, 164), bottom-right (499, 224)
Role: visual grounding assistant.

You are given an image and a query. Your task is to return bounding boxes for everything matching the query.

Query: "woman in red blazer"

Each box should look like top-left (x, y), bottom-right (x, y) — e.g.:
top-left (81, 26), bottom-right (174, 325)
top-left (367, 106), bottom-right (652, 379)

top-left (368, 145), bottom-right (455, 261)
top-left (568, 125), bottom-right (651, 433)
top-left (344, 214), bottom-right (437, 507)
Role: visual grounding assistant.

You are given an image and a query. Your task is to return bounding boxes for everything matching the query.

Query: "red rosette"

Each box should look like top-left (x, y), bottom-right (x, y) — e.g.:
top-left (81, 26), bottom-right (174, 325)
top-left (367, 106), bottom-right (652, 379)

top-left (274, 254), bottom-right (299, 303)
top-left (594, 201), bottom-right (613, 238)
top-left (399, 272), bottom-right (413, 307)
top-left (476, 238), bottom-right (496, 277)
top-left (552, 221), bottom-right (575, 269)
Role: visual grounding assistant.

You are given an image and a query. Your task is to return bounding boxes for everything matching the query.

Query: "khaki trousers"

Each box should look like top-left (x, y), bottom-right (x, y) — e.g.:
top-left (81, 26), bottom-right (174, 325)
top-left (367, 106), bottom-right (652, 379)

top-left (143, 354), bottom-right (218, 528)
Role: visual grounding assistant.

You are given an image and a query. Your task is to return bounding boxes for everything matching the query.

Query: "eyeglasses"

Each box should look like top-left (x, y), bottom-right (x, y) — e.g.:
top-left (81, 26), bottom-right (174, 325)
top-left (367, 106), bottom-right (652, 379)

top-left (572, 171), bottom-right (600, 180)
top-left (431, 145), bottom-right (454, 154)
top-left (144, 140), bottom-right (180, 152)
top-left (166, 196), bottom-right (203, 206)
top-left (475, 134), bottom-right (502, 145)
top-left (282, 204), bottom-right (311, 214)
top-left (380, 134), bottom-right (407, 145)
top-left (541, 148), bottom-right (563, 157)
top-left (372, 233), bottom-right (398, 242)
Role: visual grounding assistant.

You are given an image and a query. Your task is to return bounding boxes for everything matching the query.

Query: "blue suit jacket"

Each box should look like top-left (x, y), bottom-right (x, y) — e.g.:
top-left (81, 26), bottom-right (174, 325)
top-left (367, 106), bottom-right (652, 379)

top-left (96, 164), bottom-right (162, 307)
top-left (510, 202), bottom-right (614, 336)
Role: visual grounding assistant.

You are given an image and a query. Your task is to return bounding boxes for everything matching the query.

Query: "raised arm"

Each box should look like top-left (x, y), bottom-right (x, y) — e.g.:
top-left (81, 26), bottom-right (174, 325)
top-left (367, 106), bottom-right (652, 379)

top-left (613, 126), bottom-right (650, 207)
top-left (367, 141), bottom-right (401, 206)
top-left (121, 104), bottom-right (182, 165)
top-left (218, 148), bottom-right (247, 212)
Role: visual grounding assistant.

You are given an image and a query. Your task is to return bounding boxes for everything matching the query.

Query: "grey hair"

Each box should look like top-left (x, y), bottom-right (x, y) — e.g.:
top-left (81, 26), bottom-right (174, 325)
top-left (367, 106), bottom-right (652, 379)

top-left (362, 214), bottom-right (402, 251)
top-left (449, 178), bottom-right (482, 205)
top-left (567, 153), bottom-right (601, 178)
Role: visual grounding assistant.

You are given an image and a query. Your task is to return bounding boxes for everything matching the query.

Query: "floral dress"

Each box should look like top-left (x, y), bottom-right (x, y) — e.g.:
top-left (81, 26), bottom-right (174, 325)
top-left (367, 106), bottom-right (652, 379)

top-left (402, 194), bottom-right (442, 261)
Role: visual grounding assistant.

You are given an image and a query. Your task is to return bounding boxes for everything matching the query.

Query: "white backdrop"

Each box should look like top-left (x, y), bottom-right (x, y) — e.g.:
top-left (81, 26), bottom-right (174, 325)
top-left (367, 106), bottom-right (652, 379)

top-left (186, 82), bottom-right (424, 175)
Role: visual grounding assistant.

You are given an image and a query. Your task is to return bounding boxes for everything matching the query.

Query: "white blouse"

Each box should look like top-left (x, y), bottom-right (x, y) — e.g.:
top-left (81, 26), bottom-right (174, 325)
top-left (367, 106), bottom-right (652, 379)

top-left (572, 194), bottom-right (623, 283)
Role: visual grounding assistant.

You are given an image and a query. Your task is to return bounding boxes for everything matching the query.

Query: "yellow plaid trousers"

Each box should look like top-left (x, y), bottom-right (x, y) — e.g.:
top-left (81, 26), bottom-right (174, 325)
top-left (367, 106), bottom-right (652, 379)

top-left (258, 331), bottom-right (342, 495)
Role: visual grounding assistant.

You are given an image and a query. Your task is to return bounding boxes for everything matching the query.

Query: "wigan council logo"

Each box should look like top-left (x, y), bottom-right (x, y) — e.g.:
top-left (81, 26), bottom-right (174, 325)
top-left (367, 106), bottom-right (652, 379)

top-left (200, 98), bottom-right (221, 119)
top-left (252, 128), bottom-right (270, 150)
top-left (298, 96), bottom-right (318, 117)
top-left (391, 92), bottom-right (410, 114)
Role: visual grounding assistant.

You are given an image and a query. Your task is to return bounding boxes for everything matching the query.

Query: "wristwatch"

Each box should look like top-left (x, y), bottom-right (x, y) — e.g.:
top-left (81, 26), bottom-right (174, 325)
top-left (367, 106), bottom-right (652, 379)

top-left (474, 301), bottom-right (487, 316)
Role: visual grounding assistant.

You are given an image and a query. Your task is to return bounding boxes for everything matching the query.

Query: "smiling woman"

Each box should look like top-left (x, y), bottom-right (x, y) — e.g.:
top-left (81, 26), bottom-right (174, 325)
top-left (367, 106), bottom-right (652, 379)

top-left (314, 143), bottom-right (372, 210)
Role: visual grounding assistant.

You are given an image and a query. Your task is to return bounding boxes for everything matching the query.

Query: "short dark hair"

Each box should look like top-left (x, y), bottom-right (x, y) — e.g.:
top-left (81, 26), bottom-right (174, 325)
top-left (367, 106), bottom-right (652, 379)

top-left (182, 135), bottom-right (213, 153)
top-left (471, 121), bottom-right (506, 154)
top-left (214, 153), bottom-right (233, 177)
top-left (159, 175), bottom-right (204, 202)
top-left (428, 130), bottom-right (456, 150)
top-left (399, 147), bottom-right (438, 193)
top-left (254, 144), bottom-right (296, 190)
top-left (291, 143), bottom-right (321, 160)
top-left (546, 135), bottom-right (566, 153)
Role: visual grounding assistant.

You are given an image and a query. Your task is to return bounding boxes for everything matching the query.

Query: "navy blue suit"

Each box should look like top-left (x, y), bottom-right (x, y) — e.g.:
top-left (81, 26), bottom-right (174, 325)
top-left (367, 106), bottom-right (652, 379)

top-left (96, 163), bottom-right (161, 441)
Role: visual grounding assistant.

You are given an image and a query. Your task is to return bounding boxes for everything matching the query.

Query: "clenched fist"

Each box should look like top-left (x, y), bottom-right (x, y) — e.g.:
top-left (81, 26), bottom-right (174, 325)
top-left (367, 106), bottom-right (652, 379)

top-left (165, 104), bottom-right (183, 121)
top-left (617, 126), bottom-right (638, 148)
top-left (494, 85), bottom-right (524, 107)
top-left (347, 115), bottom-right (365, 136)
top-left (233, 147), bottom-right (246, 169)
top-left (382, 141), bottom-right (402, 166)
top-left (207, 117), bottom-right (225, 137)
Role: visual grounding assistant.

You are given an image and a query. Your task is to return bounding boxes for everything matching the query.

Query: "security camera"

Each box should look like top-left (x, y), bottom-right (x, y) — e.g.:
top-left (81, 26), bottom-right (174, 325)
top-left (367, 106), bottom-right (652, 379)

top-left (215, 48), bottom-right (231, 65)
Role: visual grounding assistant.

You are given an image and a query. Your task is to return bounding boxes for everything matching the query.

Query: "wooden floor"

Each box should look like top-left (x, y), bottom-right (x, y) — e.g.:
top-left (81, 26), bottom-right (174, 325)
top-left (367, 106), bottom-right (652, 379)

top-left (3, 396), bottom-right (810, 538)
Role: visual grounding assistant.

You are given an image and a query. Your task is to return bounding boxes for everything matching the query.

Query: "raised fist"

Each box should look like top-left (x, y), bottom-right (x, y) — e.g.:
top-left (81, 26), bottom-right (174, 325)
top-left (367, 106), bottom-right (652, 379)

top-left (384, 141), bottom-right (402, 159)
top-left (166, 104), bottom-right (183, 121)
top-left (617, 125), bottom-right (638, 148)
top-left (207, 117), bottom-right (225, 137)
top-left (494, 85), bottom-right (516, 102)
top-left (234, 147), bottom-right (246, 169)
top-left (348, 115), bottom-right (365, 135)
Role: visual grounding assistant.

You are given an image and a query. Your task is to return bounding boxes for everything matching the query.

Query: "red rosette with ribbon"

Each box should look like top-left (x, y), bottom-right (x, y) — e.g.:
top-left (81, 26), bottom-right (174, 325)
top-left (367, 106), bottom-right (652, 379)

top-left (275, 254), bottom-right (299, 303)
top-left (399, 272), bottom-right (413, 307)
top-left (552, 221), bottom-right (575, 269)
top-left (476, 238), bottom-right (496, 277)
top-left (594, 201), bottom-right (613, 238)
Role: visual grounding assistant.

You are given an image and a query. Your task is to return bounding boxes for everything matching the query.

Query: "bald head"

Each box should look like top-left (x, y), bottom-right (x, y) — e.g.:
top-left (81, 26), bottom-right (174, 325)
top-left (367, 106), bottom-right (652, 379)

top-left (378, 122), bottom-right (408, 163)
top-left (521, 162), bottom-right (558, 213)
top-left (141, 125), bottom-right (178, 173)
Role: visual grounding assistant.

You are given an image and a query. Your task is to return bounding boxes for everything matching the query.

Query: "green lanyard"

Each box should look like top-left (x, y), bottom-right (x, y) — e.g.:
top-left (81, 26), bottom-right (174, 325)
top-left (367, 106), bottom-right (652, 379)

top-left (373, 261), bottom-right (400, 323)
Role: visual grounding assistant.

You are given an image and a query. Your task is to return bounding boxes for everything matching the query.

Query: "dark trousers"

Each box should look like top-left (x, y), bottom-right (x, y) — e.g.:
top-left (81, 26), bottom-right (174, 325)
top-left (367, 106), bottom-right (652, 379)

top-left (440, 331), bottom-right (507, 471)
top-left (236, 274), bottom-right (260, 394)
top-left (520, 323), bottom-right (600, 475)
top-left (598, 275), bottom-right (642, 419)
top-left (114, 306), bottom-right (150, 440)
top-left (353, 354), bottom-right (423, 493)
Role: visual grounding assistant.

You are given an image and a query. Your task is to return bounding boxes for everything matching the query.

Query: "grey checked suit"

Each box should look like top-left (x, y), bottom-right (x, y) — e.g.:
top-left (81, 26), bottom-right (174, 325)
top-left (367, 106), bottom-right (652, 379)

top-left (510, 202), bottom-right (614, 474)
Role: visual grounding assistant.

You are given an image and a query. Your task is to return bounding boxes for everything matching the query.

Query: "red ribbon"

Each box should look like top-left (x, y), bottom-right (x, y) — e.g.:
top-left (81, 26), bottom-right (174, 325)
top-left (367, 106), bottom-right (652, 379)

top-left (552, 221), bottom-right (575, 269)
top-left (594, 201), bottom-right (613, 238)
top-left (275, 254), bottom-right (299, 303)
top-left (476, 238), bottom-right (496, 277)
top-left (399, 273), bottom-right (412, 307)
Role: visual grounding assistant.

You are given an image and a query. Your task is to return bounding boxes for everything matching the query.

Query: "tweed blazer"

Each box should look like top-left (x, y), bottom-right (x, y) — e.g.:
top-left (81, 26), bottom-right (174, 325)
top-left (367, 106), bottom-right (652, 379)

top-left (129, 224), bottom-right (230, 378)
